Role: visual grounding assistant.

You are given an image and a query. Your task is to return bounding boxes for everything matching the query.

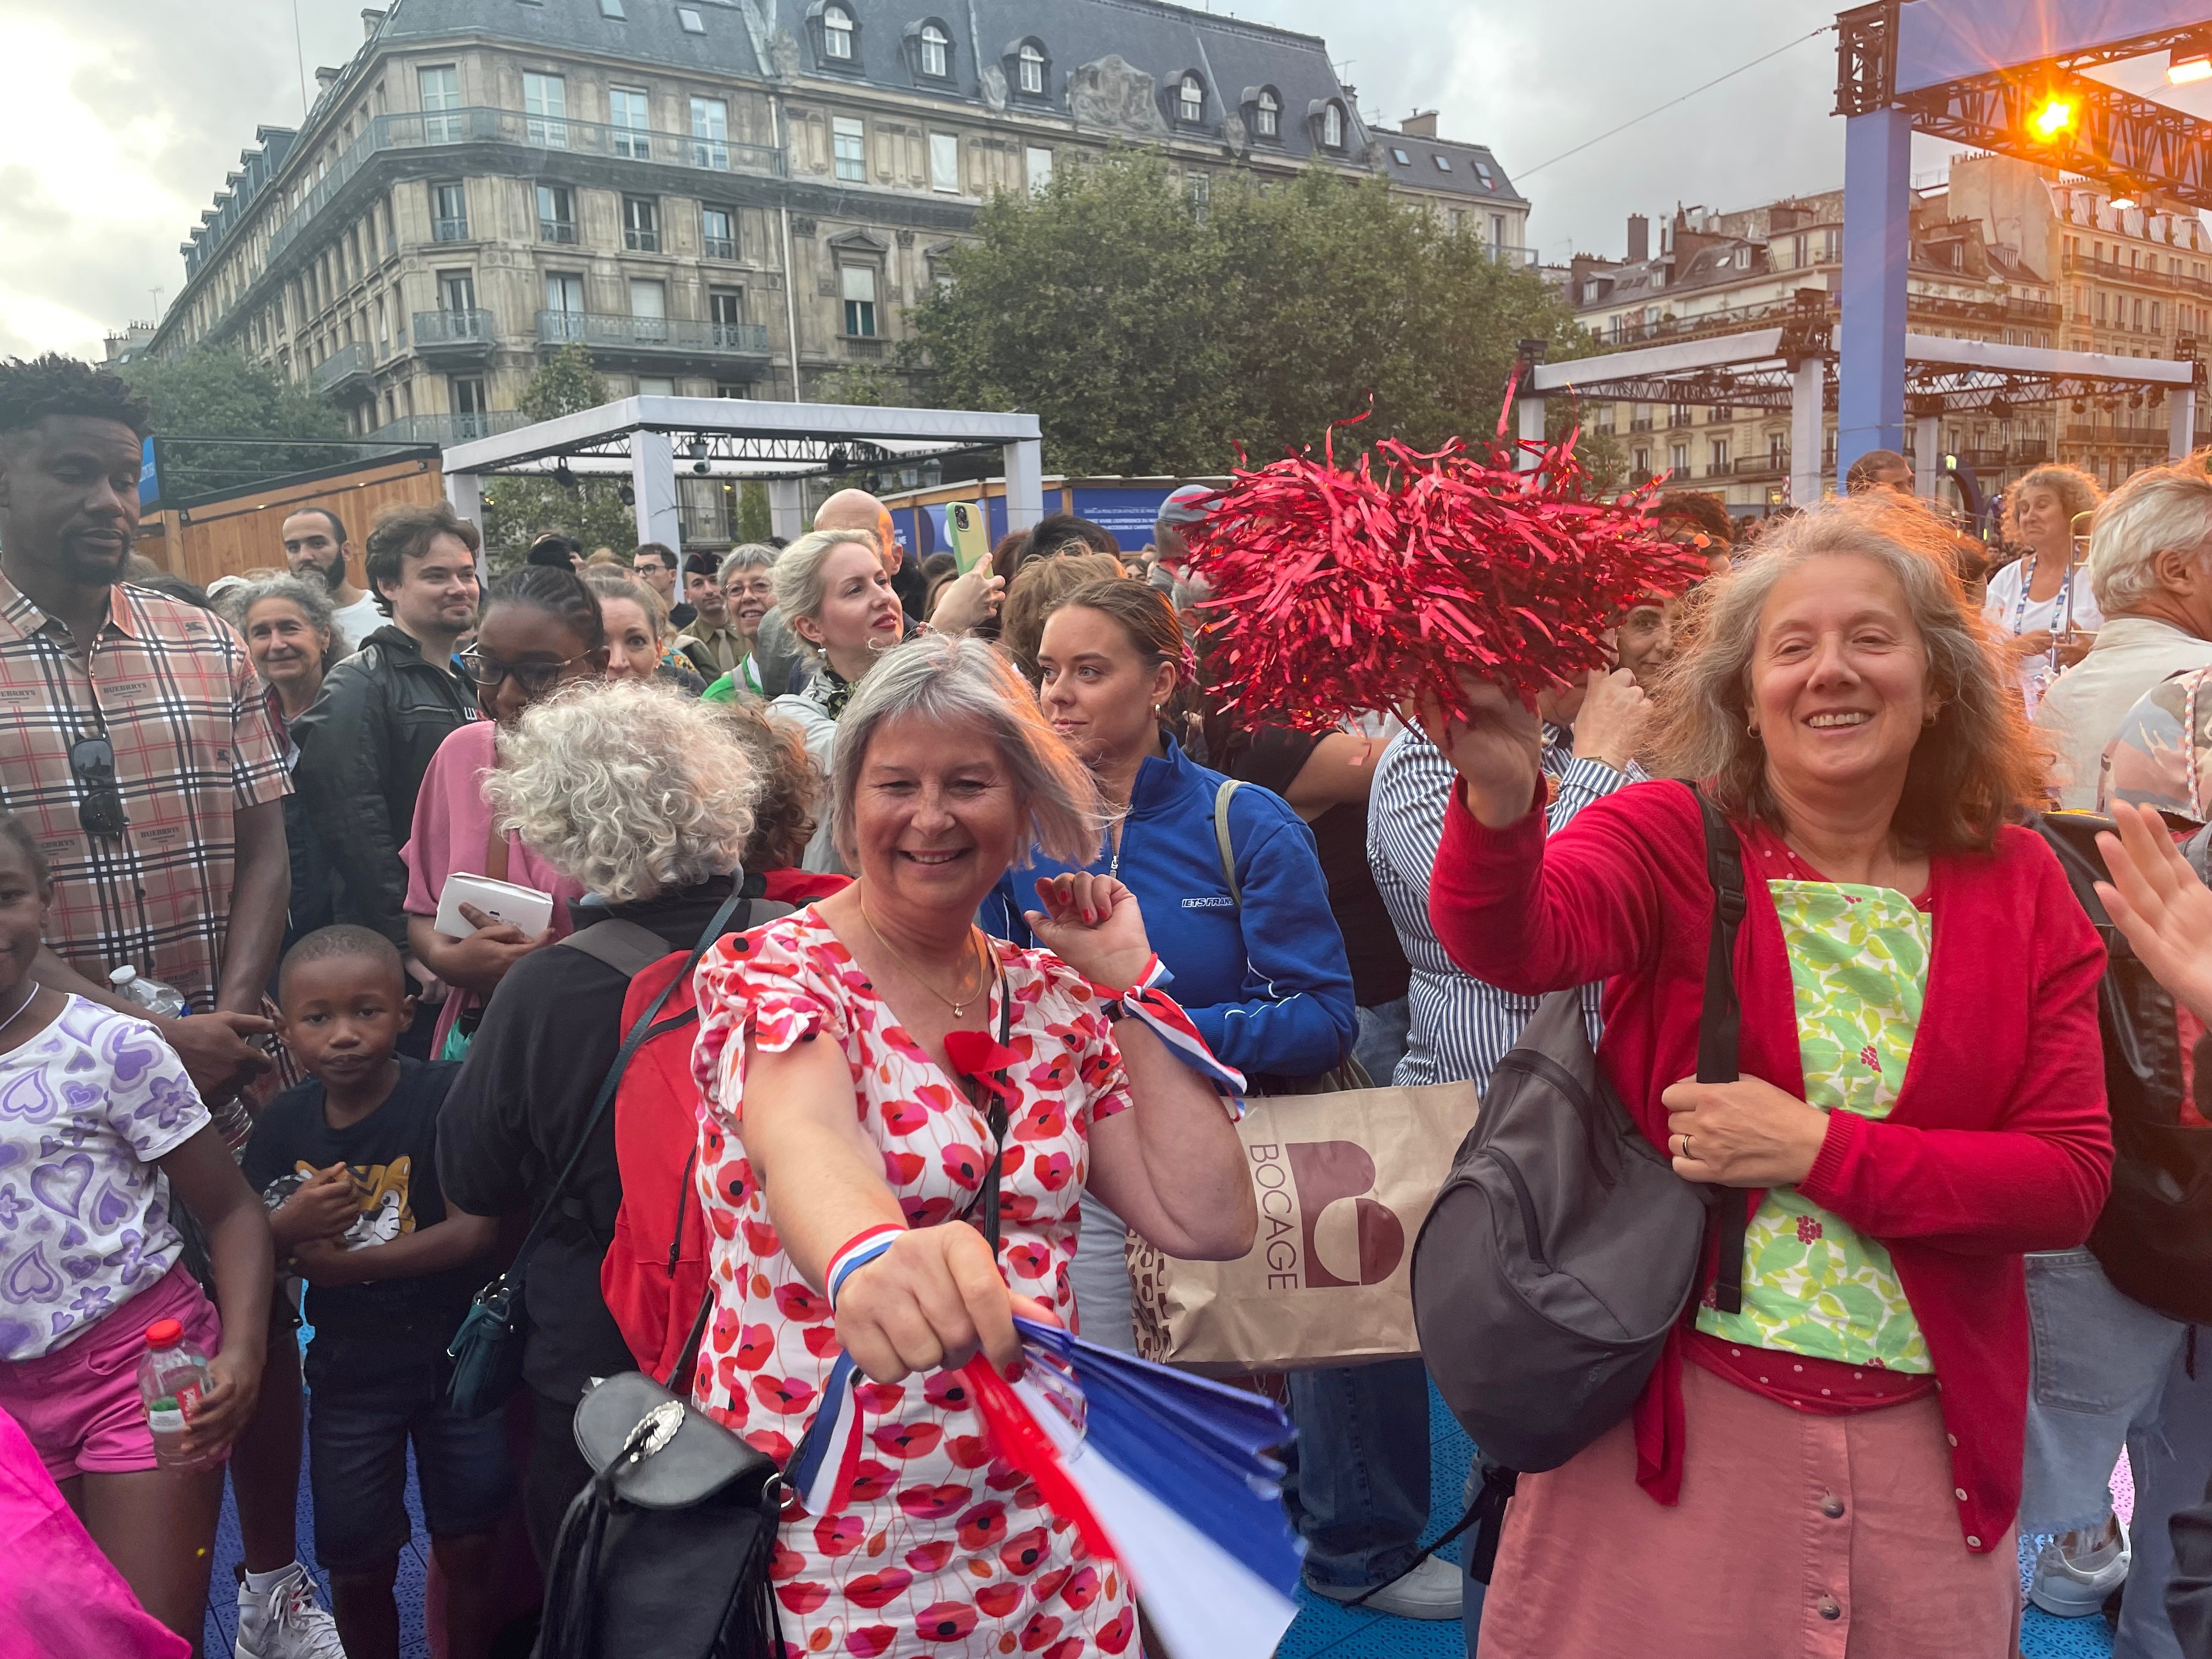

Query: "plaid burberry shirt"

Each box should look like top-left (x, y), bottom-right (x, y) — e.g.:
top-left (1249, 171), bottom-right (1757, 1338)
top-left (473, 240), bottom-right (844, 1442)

top-left (0, 576), bottom-right (291, 1010)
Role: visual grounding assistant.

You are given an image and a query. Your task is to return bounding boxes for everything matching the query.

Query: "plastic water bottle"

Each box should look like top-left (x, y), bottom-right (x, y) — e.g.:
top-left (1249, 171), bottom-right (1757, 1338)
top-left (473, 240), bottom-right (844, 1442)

top-left (138, 1318), bottom-right (216, 1470)
top-left (109, 964), bottom-right (187, 1019)
top-left (109, 967), bottom-right (255, 1157)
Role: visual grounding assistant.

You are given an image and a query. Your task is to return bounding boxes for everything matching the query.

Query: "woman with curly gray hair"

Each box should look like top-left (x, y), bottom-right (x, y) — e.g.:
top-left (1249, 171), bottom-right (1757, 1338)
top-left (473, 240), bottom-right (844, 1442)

top-left (1421, 496), bottom-right (2111, 1655)
top-left (434, 677), bottom-right (781, 1565)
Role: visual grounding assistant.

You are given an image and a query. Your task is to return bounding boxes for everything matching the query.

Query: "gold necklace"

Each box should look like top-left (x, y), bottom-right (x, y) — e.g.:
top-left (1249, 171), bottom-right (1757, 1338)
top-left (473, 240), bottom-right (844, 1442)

top-left (859, 898), bottom-right (989, 1018)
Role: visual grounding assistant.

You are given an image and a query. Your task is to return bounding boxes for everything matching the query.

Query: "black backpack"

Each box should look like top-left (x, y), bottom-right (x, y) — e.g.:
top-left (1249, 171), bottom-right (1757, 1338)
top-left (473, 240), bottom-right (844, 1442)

top-left (2029, 811), bottom-right (2212, 1324)
top-left (1410, 785), bottom-right (1747, 1571)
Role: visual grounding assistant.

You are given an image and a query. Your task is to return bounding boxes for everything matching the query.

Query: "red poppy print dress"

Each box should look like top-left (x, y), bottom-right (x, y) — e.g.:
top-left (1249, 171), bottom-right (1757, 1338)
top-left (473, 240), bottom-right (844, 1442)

top-left (689, 910), bottom-right (1141, 1659)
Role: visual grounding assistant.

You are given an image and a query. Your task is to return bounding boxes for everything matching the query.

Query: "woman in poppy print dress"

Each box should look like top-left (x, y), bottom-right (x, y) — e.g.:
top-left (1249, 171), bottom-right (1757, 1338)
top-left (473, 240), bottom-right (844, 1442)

top-left (690, 639), bottom-right (1256, 1657)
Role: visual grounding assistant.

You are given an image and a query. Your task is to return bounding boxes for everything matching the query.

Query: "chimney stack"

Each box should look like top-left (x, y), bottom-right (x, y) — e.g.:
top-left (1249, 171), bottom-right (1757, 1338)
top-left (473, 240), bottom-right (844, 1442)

top-left (1401, 110), bottom-right (1440, 138)
top-left (1627, 213), bottom-right (1649, 262)
top-left (313, 66), bottom-right (341, 91)
top-left (361, 8), bottom-right (387, 37)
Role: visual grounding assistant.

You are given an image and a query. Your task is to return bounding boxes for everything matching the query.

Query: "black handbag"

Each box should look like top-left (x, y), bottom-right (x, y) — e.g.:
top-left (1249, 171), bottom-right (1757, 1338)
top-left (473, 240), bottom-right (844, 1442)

top-left (447, 889), bottom-right (748, 1418)
top-left (534, 1295), bottom-right (785, 1659)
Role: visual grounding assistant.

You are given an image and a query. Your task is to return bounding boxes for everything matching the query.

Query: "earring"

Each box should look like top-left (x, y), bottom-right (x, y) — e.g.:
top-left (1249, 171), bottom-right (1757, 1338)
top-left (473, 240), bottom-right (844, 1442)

top-left (1746, 718), bottom-right (1759, 737)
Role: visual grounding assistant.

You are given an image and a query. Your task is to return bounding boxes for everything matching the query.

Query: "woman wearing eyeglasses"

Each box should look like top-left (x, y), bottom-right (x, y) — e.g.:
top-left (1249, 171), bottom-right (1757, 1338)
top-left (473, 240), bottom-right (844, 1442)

top-left (402, 566), bottom-right (609, 1056)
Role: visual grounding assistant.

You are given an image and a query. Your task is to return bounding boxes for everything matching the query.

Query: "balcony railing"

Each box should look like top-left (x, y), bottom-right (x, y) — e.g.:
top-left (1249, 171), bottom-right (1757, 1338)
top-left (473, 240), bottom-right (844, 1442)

top-left (1735, 454), bottom-right (1788, 477)
top-left (411, 309), bottom-right (496, 348)
top-left (535, 311), bottom-right (771, 356)
top-left (2063, 250), bottom-right (2212, 299)
top-left (263, 106), bottom-right (782, 268)
top-left (311, 341), bottom-right (373, 393)
top-left (431, 216), bottom-right (470, 242)
top-left (540, 218), bottom-right (579, 244)
top-left (2067, 422), bottom-right (2172, 448)
top-left (368, 411), bottom-right (531, 447)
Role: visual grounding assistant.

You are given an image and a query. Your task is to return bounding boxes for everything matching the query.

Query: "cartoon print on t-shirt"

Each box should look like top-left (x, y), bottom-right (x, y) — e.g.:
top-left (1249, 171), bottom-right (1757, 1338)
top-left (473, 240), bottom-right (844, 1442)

top-left (264, 1156), bottom-right (417, 1249)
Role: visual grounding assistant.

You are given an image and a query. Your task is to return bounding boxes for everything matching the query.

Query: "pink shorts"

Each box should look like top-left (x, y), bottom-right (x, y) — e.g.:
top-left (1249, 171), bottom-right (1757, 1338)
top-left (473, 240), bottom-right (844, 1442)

top-left (0, 1265), bottom-right (224, 1481)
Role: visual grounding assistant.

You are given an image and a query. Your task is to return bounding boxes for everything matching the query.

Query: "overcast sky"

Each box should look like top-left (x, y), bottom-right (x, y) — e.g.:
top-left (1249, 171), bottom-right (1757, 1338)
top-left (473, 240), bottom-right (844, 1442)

top-left (2, 0), bottom-right (2199, 364)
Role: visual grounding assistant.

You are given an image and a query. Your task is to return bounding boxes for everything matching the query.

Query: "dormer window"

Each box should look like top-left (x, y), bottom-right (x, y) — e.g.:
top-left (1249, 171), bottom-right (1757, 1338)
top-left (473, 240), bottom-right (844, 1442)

top-left (918, 21), bottom-right (950, 78)
top-left (822, 4), bottom-right (854, 60)
top-left (1255, 87), bottom-right (1279, 138)
top-left (1176, 72), bottom-right (1204, 125)
top-left (1017, 40), bottom-right (1045, 95)
top-left (1313, 99), bottom-right (1346, 150)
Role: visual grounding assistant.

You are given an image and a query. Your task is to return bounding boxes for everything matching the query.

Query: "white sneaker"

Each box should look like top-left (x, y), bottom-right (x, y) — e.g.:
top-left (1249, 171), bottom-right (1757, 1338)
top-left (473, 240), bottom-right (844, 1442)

top-left (2027, 1517), bottom-right (2131, 1617)
top-left (235, 1562), bottom-right (348, 1659)
top-left (1308, 1552), bottom-right (1465, 1620)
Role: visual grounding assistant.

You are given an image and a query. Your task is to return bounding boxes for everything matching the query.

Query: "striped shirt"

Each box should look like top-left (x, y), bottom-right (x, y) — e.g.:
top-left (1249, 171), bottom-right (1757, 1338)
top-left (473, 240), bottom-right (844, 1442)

top-left (0, 577), bottom-right (291, 1010)
top-left (1367, 725), bottom-right (1640, 1091)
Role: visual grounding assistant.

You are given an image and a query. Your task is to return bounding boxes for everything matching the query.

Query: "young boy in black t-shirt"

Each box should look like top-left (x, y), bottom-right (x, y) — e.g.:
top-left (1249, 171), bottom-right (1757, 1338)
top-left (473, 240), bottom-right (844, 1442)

top-left (242, 926), bottom-right (508, 1659)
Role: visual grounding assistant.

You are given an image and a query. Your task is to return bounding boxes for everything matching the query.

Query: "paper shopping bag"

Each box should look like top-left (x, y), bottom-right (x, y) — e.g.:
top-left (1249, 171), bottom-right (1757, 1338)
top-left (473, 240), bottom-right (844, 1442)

top-left (1127, 1081), bottom-right (1479, 1375)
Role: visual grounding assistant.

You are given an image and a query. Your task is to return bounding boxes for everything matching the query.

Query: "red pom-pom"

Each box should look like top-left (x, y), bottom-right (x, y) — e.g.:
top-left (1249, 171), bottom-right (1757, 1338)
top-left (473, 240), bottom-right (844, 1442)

top-left (1183, 413), bottom-right (1706, 731)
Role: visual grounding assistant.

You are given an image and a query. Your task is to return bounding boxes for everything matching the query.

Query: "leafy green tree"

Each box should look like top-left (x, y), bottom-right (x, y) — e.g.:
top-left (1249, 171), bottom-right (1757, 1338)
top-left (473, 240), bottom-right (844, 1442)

top-left (517, 341), bottom-right (610, 420)
top-left (483, 345), bottom-right (630, 566)
top-left (812, 364), bottom-right (898, 407)
top-left (736, 481), bottom-right (772, 544)
top-left (119, 346), bottom-right (346, 502)
top-left (905, 152), bottom-right (1589, 476)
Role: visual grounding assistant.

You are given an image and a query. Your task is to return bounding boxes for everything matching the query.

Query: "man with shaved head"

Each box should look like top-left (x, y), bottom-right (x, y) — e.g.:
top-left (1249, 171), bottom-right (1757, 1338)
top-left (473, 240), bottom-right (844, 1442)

top-left (814, 487), bottom-right (918, 613)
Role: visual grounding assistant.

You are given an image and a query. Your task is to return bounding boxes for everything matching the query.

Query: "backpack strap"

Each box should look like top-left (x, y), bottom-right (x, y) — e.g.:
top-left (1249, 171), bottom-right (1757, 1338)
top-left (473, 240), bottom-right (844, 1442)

top-left (1689, 785), bottom-right (1750, 1316)
top-left (562, 918), bottom-right (677, 979)
top-left (1212, 779), bottom-right (1243, 909)
top-left (507, 888), bottom-right (748, 1284)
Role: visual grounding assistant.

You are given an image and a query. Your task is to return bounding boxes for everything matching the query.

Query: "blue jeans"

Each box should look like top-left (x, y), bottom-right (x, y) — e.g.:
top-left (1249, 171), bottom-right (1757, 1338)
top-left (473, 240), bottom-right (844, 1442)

top-left (1284, 1357), bottom-right (1434, 1589)
top-left (2116, 1330), bottom-right (2212, 1658)
top-left (1283, 1002), bottom-right (1429, 1593)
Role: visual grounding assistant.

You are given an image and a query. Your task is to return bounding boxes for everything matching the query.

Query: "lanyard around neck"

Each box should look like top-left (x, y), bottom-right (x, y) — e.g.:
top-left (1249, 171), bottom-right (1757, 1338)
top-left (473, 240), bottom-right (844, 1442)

top-left (2009, 552), bottom-right (2074, 637)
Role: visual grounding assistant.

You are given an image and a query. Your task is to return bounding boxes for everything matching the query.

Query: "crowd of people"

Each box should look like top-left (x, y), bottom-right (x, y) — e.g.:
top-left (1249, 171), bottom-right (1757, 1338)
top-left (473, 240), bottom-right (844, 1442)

top-left (8, 343), bottom-right (2212, 1659)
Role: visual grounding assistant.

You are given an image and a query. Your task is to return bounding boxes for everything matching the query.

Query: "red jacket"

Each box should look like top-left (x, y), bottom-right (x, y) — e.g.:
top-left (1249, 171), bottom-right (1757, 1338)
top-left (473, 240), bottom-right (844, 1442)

top-left (1429, 777), bottom-right (2111, 1550)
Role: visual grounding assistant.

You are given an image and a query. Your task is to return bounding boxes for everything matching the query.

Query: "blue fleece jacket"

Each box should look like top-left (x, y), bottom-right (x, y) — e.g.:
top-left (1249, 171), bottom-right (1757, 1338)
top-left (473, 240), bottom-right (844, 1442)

top-left (983, 740), bottom-right (1357, 1082)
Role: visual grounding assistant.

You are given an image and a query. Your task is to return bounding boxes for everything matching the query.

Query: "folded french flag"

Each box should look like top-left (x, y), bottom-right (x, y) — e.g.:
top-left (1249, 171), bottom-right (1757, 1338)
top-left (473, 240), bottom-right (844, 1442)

top-left (966, 1318), bottom-right (1302, 1659)
top-left (789, 1351), bottom-right (864, 1516)
top-left (1107, 955), bottom-right (1249, 1110)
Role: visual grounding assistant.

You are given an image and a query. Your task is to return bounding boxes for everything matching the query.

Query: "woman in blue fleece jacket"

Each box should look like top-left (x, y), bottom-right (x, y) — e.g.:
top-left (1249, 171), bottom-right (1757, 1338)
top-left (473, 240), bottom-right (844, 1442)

top-left (983, 578), bottom-right (1356, 1349)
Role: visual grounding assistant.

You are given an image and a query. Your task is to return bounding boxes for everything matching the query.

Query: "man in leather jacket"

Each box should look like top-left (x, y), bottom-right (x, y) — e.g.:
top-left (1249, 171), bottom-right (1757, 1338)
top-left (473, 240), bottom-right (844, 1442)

top-left (291, 503), bottom-right (481, 960)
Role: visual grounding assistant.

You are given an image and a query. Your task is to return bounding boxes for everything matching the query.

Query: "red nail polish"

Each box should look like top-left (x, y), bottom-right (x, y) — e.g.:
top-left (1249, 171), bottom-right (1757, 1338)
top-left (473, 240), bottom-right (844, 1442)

top-left (1003, 1359), bottom-right (1025, 1383)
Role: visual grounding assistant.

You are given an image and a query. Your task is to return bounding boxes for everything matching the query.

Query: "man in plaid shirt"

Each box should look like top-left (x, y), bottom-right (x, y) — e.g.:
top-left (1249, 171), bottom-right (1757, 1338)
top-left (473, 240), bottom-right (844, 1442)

top-left (0, 356), bottom-right (290, 1099)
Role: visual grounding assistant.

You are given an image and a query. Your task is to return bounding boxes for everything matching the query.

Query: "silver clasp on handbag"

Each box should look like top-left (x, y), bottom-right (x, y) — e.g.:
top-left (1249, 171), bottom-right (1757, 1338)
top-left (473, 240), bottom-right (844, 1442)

top-left (615, 1398), bottom-right (687, 1469)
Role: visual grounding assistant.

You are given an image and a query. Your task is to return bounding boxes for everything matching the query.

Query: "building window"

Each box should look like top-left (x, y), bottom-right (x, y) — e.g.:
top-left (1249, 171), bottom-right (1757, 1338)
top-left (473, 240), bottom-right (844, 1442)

top-left (833, 116), bottom-right (866, 182)
top-left (623, 195), bottom-right (659, 252)
top-left (841, 264), bottom-right (877, 336)
top-left (1256, 88), bottom-right (1280, 138)
top-left (537, 184), bottom-right (577, 243)
top-left (715, 381), bottom-right (747, 399)
top-left (1017, 41), bottom-right (1045, 95)
top-left (1025, 145), bottom-right (1052, 195)
top-left (1432, 154), bottom-right (1452, 172)
top-left (701, 206), bottom-right (736, 260)
top-left (1390, 146), bottom-right (1410, 165)
top-left (2135, 297), bottom-right (2146, 330)
top-left (1321, 101), bottom-right (1345, 149)
top-left (1670, 442), bottom-right (1689, 474)
top-left (438, 270), bottom-right (476, 312)
top-left (2153, 301), bottom-right (2163, 331)
top-left (600, 0), bottom-right (625, 15)
top-left (524, 72), bottom-right (567, 147)
top-left (431, 181), bottom-right (468, 241)
top-left (678, 8), bottom-right (704, 32)
top-left (1177, 74), bottom-right (1204, 123)
top-left (1491, 213), bottom-right (1506, 248)
top-left (1474, 160), bottom-right (1496, 187)
top-left (929, 132), bottom-right (960, 194)
top-left (691, 97), bottom-right (729, 168)
top-left (610, 86), bottom-right (651, 159)
top-left (1769, 432), bottom-right (1787, 467)
top-left (918, 21), bottom-right (950, 78)
top-left (1632, 447), bottom-right (1650, 476)
top-left (418, 66), bottom-right (461, 143)
top-left (822, 4), bottom-right (854, 60)
top-left (451, 375), bottom-right (486, 417)
top-left (1709, 438), bottom-right (1730, 475)
top-left (629, 279), bottom-right (667, 339)
top-left (544, 272), bottom-right (585, 320)
top-left (709, 286), bottom-right (745, 345)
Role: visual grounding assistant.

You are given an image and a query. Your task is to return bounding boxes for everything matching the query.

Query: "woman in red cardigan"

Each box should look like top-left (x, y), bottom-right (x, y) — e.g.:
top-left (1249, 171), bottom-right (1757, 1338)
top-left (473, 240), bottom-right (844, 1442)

top-left (1423, 499), bottom-right (2111, 1656)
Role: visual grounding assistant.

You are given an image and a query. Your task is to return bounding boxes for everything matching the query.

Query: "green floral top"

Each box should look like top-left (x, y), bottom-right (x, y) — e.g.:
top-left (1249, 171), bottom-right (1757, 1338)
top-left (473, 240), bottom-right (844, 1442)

top-left (1694, 879), bottom-right (1933, 1372)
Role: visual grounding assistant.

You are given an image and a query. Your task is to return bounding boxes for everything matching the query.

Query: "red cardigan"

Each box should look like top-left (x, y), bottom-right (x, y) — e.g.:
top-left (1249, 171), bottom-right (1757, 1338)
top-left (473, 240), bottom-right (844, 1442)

top-left (1429, 777), bottom-right (2111, 1550)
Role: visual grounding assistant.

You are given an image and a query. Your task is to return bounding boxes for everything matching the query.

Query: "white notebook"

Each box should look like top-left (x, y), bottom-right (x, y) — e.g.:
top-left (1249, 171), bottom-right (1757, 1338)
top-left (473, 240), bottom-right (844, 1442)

top-left (432, 872), bottom-right (555, 940)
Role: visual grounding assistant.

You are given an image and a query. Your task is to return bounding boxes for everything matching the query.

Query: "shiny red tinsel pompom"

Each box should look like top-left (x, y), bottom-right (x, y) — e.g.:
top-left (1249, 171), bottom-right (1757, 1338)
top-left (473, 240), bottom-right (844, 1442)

top-left (1183, 415), bottom-right (1707, 732)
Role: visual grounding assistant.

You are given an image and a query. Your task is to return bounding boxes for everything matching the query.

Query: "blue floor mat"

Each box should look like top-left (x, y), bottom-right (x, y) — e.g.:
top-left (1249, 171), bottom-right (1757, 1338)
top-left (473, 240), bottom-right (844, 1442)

top-left (1274, 1385), bottom-right (2116, 1658)
top-left (204, 1433), bottom-right (431, 1659)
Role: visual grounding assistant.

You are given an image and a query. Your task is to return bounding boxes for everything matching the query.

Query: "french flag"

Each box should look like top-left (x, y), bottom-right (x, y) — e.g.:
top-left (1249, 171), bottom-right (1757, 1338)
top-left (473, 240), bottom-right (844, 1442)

top-left (787, 1352), bottom-right (865, 1515)
top-left (962, 1318), bottom-right (1302, 1659)
top-left (1109, 955), bottom-right (1249, 1110)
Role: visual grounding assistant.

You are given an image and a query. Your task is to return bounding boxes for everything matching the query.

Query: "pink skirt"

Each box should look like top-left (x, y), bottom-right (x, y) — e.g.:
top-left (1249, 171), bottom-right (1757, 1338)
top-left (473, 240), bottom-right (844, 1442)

top-left (1478, 1361), bottom-right (2021, 1659)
